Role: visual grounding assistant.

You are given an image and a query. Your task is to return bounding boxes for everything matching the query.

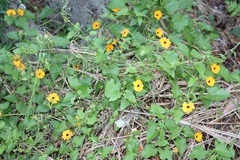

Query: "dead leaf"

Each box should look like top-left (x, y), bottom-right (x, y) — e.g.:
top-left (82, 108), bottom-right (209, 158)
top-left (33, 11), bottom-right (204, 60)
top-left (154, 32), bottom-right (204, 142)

top-left (223, 98), bottom-right (239, 115)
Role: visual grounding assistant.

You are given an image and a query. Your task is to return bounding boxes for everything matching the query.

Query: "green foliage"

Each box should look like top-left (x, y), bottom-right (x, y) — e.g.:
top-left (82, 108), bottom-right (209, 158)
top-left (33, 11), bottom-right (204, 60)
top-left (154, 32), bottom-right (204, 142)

top-left (0, 0), bottom-right (238, 159)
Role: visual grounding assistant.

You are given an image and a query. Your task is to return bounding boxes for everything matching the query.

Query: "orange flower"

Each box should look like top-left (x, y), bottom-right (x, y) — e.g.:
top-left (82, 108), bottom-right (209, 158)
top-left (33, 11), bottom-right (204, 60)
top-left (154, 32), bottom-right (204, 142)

top-left (106, 44), bottom-right (114, 52)
top-left (92, 21), bottom-right (100, 30)
top-left (17, 8), bottom-right (24, 16)
top-left (112, 8), bottom-right (121, 13)
top-left (121, 28), bottom-right (129, 38)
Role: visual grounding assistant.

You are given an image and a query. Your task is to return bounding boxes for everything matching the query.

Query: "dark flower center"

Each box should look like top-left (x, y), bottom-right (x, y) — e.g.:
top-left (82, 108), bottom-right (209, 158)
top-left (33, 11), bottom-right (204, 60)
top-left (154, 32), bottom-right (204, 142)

top-left (66, 134), bottom-right (69, 136)
top-left (52, 97), bottom-right (55, 99)
top-left (164, 41), bottom-right (166, 44)
top-left (214, 67), bottom-right (216, 70)
top-left (208, 80), bottom-right (210, 83)
top-left (187, 105), bottom-right (190, 108)
top-left (156, 14), bottom-right (158, 16)
top-left (137, 84), bottom-right (140, 87)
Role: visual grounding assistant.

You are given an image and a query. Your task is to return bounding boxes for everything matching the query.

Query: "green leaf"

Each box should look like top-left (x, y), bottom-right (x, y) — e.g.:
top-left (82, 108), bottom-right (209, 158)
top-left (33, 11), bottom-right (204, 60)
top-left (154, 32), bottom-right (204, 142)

top-left (190, 49), bottom-right (201, 58)
top-left (201, 98), bottom-right (212, 110)
top-left (165, 0), bottom-right (180, 14)
top-left (72, 135), bottom-right (85, 147)
top-left (77, 85), bottom-right (93, 99)
top-left (0, 121), bottom-right (6, 130)
top-left (120, 98), bottom-right (130, 111)
top-left (61, 92), bottom-right (77, 106)
top-left (149, 104), bottom-right (166, 119)
top-left (125, 66), bottom-right (137, 74)
top-left (108, 0), bottom-right (127, 8)
top-left (36, 104), bottom-right (50, 113)
top-left (4, 94), bottom-right (17, 103)
top-left (95, 51), bottom-right (107, 63)
top-left (230, 69), bottom-right (240, 82)
top-left (107, 24), bottom-right (125, 37)
top-left (116, 7), bottom-right (129, 16)
top-left (101, 64), bottom-right (119, 76)
top-left (68, 76), bottom-right (81, 90)
top-left (164, 119), bottom-right (178, 130)
top-left (183, 126), bottom-right (195, 138)
top-left (177, 43), bottom-right (189, 57)
top-left (87, 112), bottom-right (98, 125)
top-left (196, 36), bottom-right (212, 51)
top-left (52, 36), bottom-right (70, 47)
top-left (124, 136), bottom-right (139, 160)
top-left (171, 78), bottom-right (182, 98)
top-left (104, 79), bottom-right (121, 99)
top-left (172, 13), bottom-right (189, 32)
top-left (146, 121), bottom-right (160, 142)
top-left (214, 140), bottom-right (234, 158)
top-left (171, 107), bottom-right (184, 124)
top-left (187, 76), bottom-right (198, 87)
top-left (174, 138), bottom-right (186, 155)
top-left (159, 146), bottom-right (173, 160)
top-left (6, 31), bottom-right (19, 40)
top-left (230, 27), bottom-right (240, 38)
top-left (0, 102), bottom-right (10, 110)
top-left (123, 90), bottom-right (136, 103)
top-left (179, 0), bottom-right (193, 9)
top-left (99, 146), bottom-right (113, 159)
top-left (205, 86), bottom-right (231, 101)
top-left (109, 90), bottom-right (121, 101)
top-left (15, 17), bottom-right (28, 30)
top-left (50, 63), bottom-right (61, 81)
top-left (189, 146), bottom-right (209, 159)
top-left (195, 63), bottom-right (206, 77)
top-left (45, 145), bottom-right (58, 154)
top-left (141, 144), bottom-right (158, 158)
top-left (131, 32), bottom-right (148, 43)
top-left (4, 15), bottom-right (14, 25)
top-left (38, 155), bottom-right (48, 160)
top-left (218, 64), bottom-right (230, 82)
top-left (39, 6), bottom-right (54, 19)
top-left (155, 132), bottom-right (169, 147)
top-left (198, 22), bottom-right (214, 31)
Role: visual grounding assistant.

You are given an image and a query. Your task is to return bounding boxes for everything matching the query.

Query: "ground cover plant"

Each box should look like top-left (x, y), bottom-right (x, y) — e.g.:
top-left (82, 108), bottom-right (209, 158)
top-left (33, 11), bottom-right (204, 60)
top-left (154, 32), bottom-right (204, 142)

top-left (0, 0), bottom-right (240, 159)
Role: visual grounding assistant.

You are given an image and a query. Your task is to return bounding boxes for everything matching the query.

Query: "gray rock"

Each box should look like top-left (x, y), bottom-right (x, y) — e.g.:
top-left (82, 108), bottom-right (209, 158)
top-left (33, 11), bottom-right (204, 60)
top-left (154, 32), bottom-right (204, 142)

top-left (48, 0), bottom-right (110, 30)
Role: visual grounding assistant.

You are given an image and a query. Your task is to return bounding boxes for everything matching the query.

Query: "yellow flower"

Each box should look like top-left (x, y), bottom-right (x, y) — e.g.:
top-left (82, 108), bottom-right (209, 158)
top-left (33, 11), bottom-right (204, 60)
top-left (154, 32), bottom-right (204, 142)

top-left (133, 79), bottom-right (144, 92)
top-left (206, 76), bottom-right (215, 87)
top-left (0, 111), bottom-right (2, 117)
top-left (74, 64), bottom-right (79, 70)
top-left (62, 129), bottom-right (73, 140)
top-left (6, 9), bottom-right (17, 17)
top-left (35, 69), bottom-right (45, 79)
top-left (154, 10), bottom-right (162, 20)
top-left (211, 63), bottom-right (220, 74)
top-left (92, 21), bottom-right (100, 30)
top-left (16, 62), bottom-right (26, 72)
top-left (17, 8), bottom-right (24, 16)
top-left (160, 37), bottom-right (171, 49)
top-left (6, 9), bottom-right (13, 16)
top-left (155, 28), bottom-right (163, 37)
top-left (106, 44), bottom-right (114, 52)
top-left (47, 93), bottom-right (60, 104)
top-left (195, 132), bottom-right (203, 142)
top-left (182, 102), bottom-right (195, 114)
top-left (112, 8), bottom-right (121, 13)
top-left (111, 38), bottom-right (118, 45)
top-left (121, 28), bottom-right (129, 38)
top-left (13, 55), bottom-right (22, 67)
top-left (76, 116), bottom-right (80, 120)
top-left (172, 147), bottom-right (178, 153)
